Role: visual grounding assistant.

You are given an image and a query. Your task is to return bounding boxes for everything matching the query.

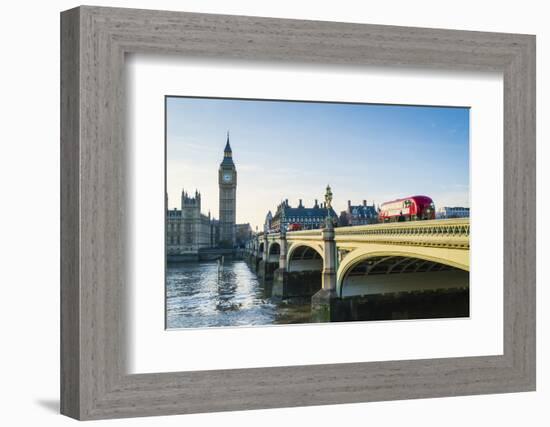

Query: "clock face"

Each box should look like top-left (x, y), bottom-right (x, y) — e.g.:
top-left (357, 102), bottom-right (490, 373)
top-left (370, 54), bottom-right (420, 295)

top-left (223, 173), bottom-right (232, 183)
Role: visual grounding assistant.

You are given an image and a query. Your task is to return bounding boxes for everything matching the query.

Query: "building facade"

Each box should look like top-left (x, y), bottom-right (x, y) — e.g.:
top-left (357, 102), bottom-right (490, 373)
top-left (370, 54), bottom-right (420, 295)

top-left (270, 198), bottom-right (337, 232)
top-left (166, 190), bottom-right (217, 256)
top-left (218, 133), bottom-right (237, 247)
top-left (436, 206), bottom-right (470, 219)
top-left (339, 200), bottom-right (379, 226)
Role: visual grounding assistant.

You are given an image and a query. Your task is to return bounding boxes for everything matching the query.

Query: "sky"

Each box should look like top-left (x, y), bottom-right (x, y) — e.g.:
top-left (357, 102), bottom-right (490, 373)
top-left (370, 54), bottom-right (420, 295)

top-left (166, 96), bottom-right (469, 231)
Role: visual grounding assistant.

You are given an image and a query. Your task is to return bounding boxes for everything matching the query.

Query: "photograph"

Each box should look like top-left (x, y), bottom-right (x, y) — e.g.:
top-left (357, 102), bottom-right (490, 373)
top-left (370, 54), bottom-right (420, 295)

top-left (165, 96), bottom-right (471, 329)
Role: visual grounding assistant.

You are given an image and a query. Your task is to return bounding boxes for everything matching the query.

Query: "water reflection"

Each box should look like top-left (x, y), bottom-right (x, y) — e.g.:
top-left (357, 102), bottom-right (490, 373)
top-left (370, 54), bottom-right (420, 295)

top-left (167, 260), bottom-right (296, 329)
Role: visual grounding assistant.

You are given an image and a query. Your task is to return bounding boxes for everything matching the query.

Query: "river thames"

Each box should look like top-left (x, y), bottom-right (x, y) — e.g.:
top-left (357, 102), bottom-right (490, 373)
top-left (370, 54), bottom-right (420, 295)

top-left (166, 260), bottom-right (310, 329)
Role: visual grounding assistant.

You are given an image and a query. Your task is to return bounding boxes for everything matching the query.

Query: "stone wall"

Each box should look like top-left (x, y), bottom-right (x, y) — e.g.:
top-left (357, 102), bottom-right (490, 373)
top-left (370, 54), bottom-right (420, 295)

top-left (273, 269), bottom-right (322, 299)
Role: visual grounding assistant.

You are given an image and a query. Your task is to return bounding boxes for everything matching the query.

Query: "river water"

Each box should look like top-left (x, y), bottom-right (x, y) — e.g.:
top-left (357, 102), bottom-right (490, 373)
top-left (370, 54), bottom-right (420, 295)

top-left (166, 260), bottom-right (311, 329)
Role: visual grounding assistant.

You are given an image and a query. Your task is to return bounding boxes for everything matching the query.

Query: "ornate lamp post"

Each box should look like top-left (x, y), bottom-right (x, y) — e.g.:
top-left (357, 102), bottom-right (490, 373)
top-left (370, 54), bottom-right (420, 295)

top-left (324, 184), bottom-right (333, 228)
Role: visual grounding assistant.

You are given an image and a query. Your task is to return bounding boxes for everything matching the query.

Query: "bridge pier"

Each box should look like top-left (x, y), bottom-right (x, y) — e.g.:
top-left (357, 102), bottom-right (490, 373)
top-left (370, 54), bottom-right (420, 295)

top-left (272, 232), bottom-right (288, 298)
top-left (249, 253), bottom-right (260, 269)
top-left (244, 246), bottom-right (256, 268)
top-left (256, 234), bottom-right (269, 279)
top-left (256, 257), bottom-right (263, 273)
top-left (272, 270), bottom-right (322, 299)
top-left (311, 219), bottom-right (340, 322)
top-left (257, 259), bottom-right (278, 281)
top-left (257, 259), bottom-right (267, 279)
top-left (250, 237), bottom-right (263, 272)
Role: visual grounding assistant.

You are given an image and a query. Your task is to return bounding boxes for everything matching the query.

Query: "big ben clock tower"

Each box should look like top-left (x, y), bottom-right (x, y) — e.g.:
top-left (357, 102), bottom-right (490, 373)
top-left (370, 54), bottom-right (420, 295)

top-left (218, 132), bottom-right (237, 247)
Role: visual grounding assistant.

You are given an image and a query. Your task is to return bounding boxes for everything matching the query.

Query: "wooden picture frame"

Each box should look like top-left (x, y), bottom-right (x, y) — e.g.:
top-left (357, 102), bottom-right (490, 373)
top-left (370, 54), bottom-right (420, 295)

top-left (60, 5), bottom-right (536, 420)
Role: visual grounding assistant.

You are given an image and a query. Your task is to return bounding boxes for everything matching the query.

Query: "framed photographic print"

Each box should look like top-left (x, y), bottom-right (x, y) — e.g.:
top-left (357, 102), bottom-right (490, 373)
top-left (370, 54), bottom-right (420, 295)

top-left (61, 6), bottom-right (535, 420)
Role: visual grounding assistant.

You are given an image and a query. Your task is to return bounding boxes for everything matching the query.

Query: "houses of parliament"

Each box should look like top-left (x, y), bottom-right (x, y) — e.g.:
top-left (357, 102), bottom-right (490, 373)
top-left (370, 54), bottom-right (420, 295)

top-left (166, 134), bottom-right (252, 260)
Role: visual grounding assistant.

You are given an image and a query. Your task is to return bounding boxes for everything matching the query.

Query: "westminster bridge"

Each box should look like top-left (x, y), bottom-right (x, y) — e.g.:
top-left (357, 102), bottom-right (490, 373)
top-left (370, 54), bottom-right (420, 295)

top-left (244, 218), bottom-right (470, 322)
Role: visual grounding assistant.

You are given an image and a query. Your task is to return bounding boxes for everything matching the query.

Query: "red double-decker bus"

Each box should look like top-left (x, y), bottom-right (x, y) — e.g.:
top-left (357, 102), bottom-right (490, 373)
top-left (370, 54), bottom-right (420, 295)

top-left (287, 223), bottom-right (302, 231)
top-left (379, 195), bottom-right (435, 222)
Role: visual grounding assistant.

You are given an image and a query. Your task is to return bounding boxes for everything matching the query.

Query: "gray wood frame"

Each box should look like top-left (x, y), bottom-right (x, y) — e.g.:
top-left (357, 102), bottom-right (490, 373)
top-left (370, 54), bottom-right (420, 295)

top-left (60, 5), bottom-right (536, 420)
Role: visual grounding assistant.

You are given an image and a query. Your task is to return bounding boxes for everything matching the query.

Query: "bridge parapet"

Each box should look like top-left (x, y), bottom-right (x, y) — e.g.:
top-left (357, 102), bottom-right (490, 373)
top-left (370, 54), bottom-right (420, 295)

top-left (334, 218), bottom-right (469, 249)
top-left (259, 218), bottom-right (469, 259)
top-left (284, 230), bottom-right (322, 242)
top-left (266, 232), bottom-right (281, 241)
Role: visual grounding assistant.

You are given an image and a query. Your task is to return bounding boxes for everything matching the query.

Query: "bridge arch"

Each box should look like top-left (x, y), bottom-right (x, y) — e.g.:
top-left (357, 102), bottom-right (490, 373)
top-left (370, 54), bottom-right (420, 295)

top-left (267, 241), bottom-right (281, 263)
top-left (268, 241), bottom-right (280, 255)
top-left (287, 242), bottom-right (324, 273)
top-left (336, 245), bottom-right (469, 297)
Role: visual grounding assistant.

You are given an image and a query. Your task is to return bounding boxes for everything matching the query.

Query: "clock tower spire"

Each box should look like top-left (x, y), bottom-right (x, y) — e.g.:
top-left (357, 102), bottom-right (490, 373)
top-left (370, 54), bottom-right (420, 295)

top-left (221, 131), bottom-right (234, 165)
top-left (218, 132), bottom-right (237, 247)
